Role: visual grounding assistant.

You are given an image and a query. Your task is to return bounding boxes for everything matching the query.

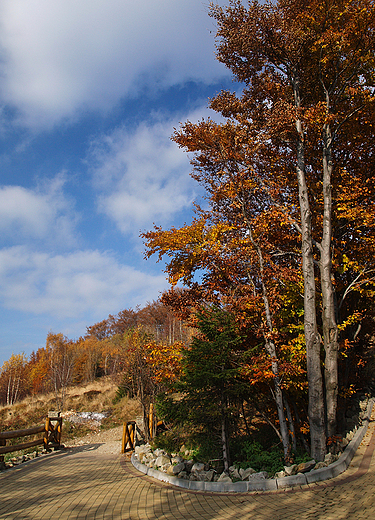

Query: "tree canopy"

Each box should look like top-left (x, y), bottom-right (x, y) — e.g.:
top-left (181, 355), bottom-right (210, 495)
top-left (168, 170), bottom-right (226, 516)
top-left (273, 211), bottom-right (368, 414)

top-left (143, 0), bottom-right (375, 461)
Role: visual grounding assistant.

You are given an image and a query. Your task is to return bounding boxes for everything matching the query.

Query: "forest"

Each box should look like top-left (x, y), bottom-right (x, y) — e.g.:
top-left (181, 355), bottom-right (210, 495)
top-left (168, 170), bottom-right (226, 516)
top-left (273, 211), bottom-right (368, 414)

top-left (0, 300), bottom-right (192, 410)
top-left (1, 0), bottom-right (375, 471)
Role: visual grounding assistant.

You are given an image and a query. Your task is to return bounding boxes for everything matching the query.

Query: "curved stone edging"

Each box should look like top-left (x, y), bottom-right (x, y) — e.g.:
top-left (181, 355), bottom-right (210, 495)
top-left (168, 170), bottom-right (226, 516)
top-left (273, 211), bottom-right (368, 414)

top-left (131, 398), bottom-right (375, 493)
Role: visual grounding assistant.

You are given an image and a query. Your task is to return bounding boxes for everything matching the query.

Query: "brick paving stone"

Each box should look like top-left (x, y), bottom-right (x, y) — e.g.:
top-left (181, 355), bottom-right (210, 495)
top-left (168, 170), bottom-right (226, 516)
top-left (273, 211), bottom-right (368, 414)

top-left (1, 419), bottom-right (375, 520)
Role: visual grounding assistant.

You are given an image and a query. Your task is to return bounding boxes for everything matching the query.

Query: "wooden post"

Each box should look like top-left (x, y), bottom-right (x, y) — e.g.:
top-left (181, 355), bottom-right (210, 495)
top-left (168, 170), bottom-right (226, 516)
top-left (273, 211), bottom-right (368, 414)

top-left (57, 418), bottom-right (62, 446)
top-left (130, 422), bottom-right (135, 448)
top-left (121, 423), bottom-right (127, 454)
top-left (0, 438), bottom-right (5, 468)
top-left (44, 417), bottom-right (50, 450)
top-left (149, 403), bottom-right (154, 440)
top-left (121, 422), bottom-right (136, 453)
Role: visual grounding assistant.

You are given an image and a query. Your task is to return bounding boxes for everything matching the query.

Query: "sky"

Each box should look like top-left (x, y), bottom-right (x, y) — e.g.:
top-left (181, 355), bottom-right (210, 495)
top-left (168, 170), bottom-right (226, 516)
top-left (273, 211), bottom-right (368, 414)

top-left (0, 0), bottom-right (242, 364)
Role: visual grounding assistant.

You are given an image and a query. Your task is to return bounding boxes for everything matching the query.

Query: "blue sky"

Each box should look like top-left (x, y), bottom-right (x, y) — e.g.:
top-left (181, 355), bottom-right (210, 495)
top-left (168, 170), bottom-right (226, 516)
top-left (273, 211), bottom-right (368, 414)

top-left (0, 0), bottom-right (240, 364)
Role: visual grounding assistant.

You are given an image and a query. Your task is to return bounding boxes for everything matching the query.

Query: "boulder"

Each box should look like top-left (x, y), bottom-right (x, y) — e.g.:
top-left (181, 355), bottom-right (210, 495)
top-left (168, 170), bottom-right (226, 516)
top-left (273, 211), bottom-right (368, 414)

top-left (229, 466), bottom-right (241, 480)
top-left (172, 462), bottom-right (185, 475)
top-left (217, 472), bottom-right (232, 483)
top-left (324, 452), bottom-right (337, 465)
top-left (296, 460), bottom-right (316, 473)
top-left (240, 467), bottom-right (256, 480)
top-left (314, 461), bottom-right (328, 470)
top-left (154, 448), bottom-right (167, 457)
top-left (284, 464), bottom-right (298, 476)
top-left (340, 438), bottom-right (349, 449)
top-left (191, 462), bottom-right (205, 473)
top-left (155, 455), bottom-right (171, 467)
top-left (248, 471), bottom-right (268, 480)
top-left (203, 470), bottom-right (215, 482)
top-left (167, 465), bottom-right (175, 476)
top-left (185, 460), bottom-right (194, 473)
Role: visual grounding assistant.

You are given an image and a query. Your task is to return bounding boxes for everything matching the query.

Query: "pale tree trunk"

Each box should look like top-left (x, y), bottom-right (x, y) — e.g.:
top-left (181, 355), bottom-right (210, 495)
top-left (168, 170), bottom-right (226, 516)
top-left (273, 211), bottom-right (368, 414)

top-left (221, 403), bottom-right (230, 473)
top-left (244, 213), bottom-right (291, 461)
top-left (321, 121), bottom-right (338, 437)
top-left (293, 77), bottom-right (326, 461)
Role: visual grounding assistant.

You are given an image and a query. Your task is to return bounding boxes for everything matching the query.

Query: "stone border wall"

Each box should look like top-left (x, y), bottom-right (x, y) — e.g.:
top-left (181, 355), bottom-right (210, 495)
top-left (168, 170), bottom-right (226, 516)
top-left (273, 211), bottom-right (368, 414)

top-left (131, 398), bottom-right (374, 493)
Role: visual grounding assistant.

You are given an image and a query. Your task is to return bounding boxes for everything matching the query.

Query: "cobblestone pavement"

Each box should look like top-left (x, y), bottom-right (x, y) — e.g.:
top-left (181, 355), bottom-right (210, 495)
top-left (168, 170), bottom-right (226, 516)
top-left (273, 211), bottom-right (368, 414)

top-left (1, 418), bottom-right (375, 520)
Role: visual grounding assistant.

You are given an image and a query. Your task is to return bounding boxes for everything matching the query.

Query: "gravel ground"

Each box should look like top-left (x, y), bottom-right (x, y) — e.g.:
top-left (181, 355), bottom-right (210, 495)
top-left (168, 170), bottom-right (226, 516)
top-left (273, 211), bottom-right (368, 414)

top-left (66, 425), bottom-right (123, 456)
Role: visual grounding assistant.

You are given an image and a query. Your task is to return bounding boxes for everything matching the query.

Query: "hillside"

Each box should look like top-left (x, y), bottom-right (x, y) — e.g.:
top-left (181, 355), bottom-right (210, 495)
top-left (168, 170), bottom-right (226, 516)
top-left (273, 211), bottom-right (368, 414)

top-left (0, 376), bottom-right (141, 448)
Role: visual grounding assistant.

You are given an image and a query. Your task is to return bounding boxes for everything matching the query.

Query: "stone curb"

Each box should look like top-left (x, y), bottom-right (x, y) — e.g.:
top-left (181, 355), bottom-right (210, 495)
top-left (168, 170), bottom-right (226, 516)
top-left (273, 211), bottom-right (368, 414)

top-left (131, 398), bottom-right (375, 493)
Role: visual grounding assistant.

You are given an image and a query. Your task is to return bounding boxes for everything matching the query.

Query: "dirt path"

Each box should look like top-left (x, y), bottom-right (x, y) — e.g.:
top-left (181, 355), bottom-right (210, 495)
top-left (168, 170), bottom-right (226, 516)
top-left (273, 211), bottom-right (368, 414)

top-left (66, 425), bottom-right (123, 456)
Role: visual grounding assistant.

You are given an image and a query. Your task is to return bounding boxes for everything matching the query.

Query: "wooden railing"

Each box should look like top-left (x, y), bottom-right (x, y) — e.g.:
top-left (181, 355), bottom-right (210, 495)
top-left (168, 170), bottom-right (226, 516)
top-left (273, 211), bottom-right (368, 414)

top-left (0, 414), bottom-right (63, 465)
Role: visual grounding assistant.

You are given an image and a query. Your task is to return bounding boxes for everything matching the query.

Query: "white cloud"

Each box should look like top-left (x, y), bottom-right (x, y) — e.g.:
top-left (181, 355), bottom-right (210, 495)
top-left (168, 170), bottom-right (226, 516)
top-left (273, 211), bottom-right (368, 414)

top-left (88, 110), bottom-right (212, 234)
top-left (0, 175), bottom-right (79, 248)
top-left (0, 0), bottom-right (228, 128)
top-left (0, 246), bottom-right (167, 318)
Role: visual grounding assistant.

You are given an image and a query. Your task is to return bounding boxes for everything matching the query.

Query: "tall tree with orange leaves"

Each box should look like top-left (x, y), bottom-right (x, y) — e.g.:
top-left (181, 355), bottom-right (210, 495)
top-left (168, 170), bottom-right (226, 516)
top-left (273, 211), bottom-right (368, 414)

top-left (144, 0), bottom-right (375, 461)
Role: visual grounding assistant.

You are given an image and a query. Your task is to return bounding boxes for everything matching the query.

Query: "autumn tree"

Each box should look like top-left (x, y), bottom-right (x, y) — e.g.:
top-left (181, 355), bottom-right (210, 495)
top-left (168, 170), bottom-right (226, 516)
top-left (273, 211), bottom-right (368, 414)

top-left (0, 353), bottom-right (28, 406)
top-left (158, 307), bottom-right (249, 472)
top-left (143, 0), bottom-right (375, 461)
top-left (117, 327), bottom-right (183, 441)
top-left (47, 333), bottom-right (77, 409)
top-left (28, 348), bottom-right (51, 395)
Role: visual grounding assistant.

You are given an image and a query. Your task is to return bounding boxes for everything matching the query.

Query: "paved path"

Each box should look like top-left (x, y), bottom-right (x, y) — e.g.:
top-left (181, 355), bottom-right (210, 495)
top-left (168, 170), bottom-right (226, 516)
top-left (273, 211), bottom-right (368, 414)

top-left (1, 418), bottom-right (375, 520)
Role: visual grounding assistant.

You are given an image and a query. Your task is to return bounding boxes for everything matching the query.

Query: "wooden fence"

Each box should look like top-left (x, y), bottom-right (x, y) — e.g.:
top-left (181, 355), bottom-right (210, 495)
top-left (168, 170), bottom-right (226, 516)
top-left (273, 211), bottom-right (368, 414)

top-left (0, 414), bottom-right (63, 464)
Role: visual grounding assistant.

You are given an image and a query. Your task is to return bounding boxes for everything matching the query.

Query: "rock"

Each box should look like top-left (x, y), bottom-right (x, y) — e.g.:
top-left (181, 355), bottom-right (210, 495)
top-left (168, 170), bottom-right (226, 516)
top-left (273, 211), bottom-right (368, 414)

top-left (167, 465), bottom-right (175, 476)
top-left (284, 464), bottom-right (298, 476)
top-left (324, 452), bottom-right (337, 465)
top-left (248, 471), bottom-right (268, 480)
top-left (194, 470), bottom-right (215, 482)
top-left (155, 455), bottom-right (171, 467)
top-left (275, 471), bottom-right (286, 478)
top-left (229, 466), bottom-right (241, 480)
top-left (177, 470), bottom-right (188, 479)
top-left (346, 430), bottom-right (355, 442)
top-left (203, 470), bottom-right (215, 482)
top-left (340, 438), bottom-right (349, 448)
top-left (138, 452), bottom-right (148, 463)
top-left (172, 462), bottom-right (185, 474)
top-left (217, 472), bottom-right (232, 483)
top-left (185, 460), bottom-right (194, 473)
top-left (191, 462), bottom-right (205, 473)
top-left (240, 467), bottom-right (256, 480)
top-left (171, 456), bottom-right (183, 464)
top-left (154, 448), bottom-right (167, 457)
top-left (314, 461), bottom-right (328, 470)
top-left (296, 460), bottom-right (316, 473)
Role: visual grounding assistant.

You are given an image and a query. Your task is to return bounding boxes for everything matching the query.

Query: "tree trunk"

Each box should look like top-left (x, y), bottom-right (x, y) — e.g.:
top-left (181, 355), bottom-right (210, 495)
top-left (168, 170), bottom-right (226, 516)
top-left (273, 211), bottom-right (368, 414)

top-left (321, 121), bottom-right (339, 438)
top-left (244, 216), bottom-right (291, 460)
top-left (284, 393), bottom-right (297, 453)
top-left (221, 408), bottom-right (230, 473)
top-left (293, 77), bottom-right (326, 461)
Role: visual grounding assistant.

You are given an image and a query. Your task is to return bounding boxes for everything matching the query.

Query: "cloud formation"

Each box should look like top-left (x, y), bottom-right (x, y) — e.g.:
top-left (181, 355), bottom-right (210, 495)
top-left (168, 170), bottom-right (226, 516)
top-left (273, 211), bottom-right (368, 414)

top-left (0, 175), bottom-right (79, 248)
top-left (88, 110), bottom-right (210, 234)
top-left (0, 246), bottom-right (167, 318)
top-left (0, 0), bottom-right (228, 128)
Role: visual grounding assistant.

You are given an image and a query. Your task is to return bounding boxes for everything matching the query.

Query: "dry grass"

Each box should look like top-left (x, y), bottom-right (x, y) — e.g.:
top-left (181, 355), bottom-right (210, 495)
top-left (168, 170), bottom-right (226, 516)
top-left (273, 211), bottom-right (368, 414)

top-left (0, 377), bottom-right (141, 436)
